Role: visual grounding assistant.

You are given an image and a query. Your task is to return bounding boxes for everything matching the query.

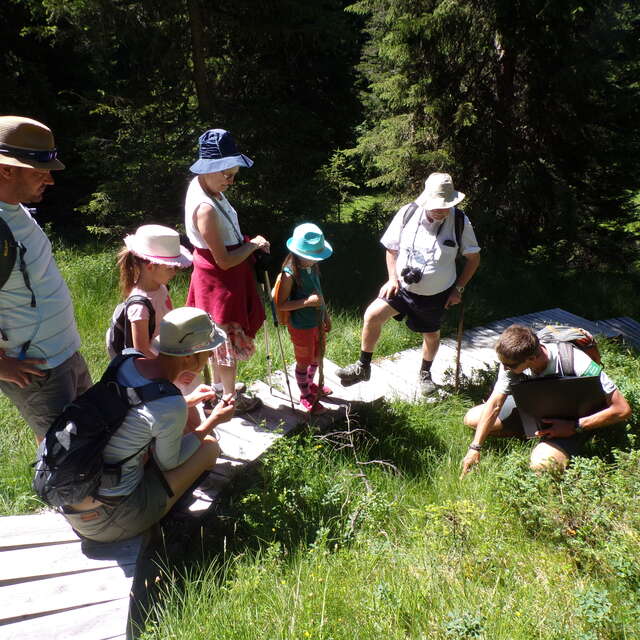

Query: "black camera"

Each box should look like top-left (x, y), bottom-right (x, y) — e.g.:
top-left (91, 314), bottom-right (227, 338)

top-left (401, 266), bottom-right (422, 285)
top-left (253, 249), bottom-right (271, 274)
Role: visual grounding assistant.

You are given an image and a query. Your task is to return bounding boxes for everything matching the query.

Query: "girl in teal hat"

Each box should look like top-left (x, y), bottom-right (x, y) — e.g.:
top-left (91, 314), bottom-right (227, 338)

top-left (273, 223), bottom-right (333, 413)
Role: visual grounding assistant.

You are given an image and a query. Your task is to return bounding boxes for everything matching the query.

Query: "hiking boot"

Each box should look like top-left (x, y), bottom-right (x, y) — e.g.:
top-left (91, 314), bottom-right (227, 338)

top-left (335, 361), bottom-right (371, 387)
top-left (233, 393), bottom-right (263, 413)
top-left (309, 382), bottom-right (333, 397)
top-left (419, 370), bottom-right (437, 396)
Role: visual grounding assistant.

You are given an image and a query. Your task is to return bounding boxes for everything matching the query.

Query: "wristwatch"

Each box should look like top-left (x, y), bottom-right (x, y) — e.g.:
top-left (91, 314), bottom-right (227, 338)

top-left (468, 443), bottom-right (482, 452)
top-left (574, 419), bottom-right (586, 434)
top-left (455, 285), bottom-right (465, 294)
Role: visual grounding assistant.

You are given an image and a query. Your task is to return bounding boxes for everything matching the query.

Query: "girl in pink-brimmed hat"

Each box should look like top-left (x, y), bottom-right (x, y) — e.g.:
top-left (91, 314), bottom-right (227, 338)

top-left (107, 224), bottom-right (193, 359)
top-left (107, 224), bottom-right (205, 429)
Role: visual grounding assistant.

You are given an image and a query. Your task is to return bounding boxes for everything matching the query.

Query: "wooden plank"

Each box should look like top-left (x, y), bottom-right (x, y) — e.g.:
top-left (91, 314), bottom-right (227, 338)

top-left (245, 381), bottom-right (303, 434)
top-left (1, 537), bottom-right (141, 585)
top-left (0, 597), bottom-right (131, 640)
top-left (598, 317), bottom-right (640, 348)
top-left (1, 566), bottom-right (134, 623)
top-left (215, 419), bottom-right (281, 462)
top-left (251, 379), bottom-right (344, 431)
top-left (0, 511), bottom-right (79, 551)
top-left (320, 359), bottom-right (395, 404)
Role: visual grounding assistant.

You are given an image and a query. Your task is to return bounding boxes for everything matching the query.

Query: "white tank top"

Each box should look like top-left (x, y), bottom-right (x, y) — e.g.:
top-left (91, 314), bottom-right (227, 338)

top-left (184, 177), bottom-right (243, 249)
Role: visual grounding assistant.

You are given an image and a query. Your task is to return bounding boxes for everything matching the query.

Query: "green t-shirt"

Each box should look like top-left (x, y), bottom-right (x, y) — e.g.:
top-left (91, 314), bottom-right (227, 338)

top-left (284, 266), bottom-right (324, 329)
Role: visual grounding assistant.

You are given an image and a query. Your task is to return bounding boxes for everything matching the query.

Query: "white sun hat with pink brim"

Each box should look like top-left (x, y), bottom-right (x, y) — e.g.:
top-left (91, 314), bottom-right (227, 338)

top-left (124, 224), bottom-right (192, 268)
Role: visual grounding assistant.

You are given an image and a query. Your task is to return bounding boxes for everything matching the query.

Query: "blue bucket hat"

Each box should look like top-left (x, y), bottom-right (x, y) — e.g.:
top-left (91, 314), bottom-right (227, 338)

top-left (189, 128), bottom-right (254, 175)
top-left (286, 223), bottom-right (333, 262)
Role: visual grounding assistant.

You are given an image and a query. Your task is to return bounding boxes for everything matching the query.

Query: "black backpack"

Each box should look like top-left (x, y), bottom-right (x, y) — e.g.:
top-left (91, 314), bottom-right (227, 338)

top-left (33, 351), bottom-right (180, 507)
top-left (106, 295), bottom-right (156, 356)
top-left (400, 202), bottom-right (466, 255)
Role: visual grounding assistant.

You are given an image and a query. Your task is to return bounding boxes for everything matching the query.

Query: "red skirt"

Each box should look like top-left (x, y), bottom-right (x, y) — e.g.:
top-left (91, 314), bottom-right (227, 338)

top-left (187, 246), bottom-right (265, 339)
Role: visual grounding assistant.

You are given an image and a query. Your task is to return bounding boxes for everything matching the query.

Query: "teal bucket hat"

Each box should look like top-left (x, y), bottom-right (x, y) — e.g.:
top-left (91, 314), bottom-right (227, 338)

top-left (286, 223), bottom-right (333, 261)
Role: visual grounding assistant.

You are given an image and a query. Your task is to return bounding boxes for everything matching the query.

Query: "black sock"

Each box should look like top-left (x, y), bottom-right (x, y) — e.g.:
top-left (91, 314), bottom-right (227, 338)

top-left (359, 351), bottom-right (373, 366)
top-left (421, 359), bottom-right (433, 373)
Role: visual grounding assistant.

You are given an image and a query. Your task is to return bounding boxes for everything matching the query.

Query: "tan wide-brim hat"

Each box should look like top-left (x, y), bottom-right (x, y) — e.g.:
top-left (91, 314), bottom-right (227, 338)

top-left (0, 116), bottom-right (65, 170)
top-left (415, 172), bottom-right (465, 210)
top-left (124, 224), bottom-right (193, 268)
top-left (152, 307), bottom-right (226, 357)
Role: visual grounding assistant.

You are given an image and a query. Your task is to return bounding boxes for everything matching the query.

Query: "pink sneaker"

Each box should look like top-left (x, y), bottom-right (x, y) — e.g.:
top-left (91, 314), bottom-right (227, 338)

top-left (309, 382), bottom-right (333, 397)
top-left (299, 395), bottom-right (327, 414)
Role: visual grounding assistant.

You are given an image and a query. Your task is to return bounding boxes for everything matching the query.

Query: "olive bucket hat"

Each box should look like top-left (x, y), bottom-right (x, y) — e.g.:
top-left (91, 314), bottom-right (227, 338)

top-left (153, 307), bottom-right (226, 357)
top-left (0, 116), bottom-right (65, 170)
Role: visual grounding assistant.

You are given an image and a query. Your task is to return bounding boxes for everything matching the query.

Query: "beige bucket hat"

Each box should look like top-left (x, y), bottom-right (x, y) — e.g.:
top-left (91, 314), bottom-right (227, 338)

top-left (124, 224), bottom-right (193, 268)
top-left (0, 116), bottom-right (65, 170)
top-left (415, 172), bottom-right (465, 209)
top-left (153, 307), bottom-right (226, 357)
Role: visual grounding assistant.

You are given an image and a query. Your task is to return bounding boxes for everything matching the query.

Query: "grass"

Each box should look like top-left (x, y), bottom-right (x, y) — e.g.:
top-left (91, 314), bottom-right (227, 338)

top-left (140, 341), bottom-right (640, 639)
top-left (1, 239), bottom-right (640, 639)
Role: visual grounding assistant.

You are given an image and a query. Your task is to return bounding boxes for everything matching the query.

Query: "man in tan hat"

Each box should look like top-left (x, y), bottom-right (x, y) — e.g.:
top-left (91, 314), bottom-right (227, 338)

top-left (0, 115), bottom-right (91, 442)
top-left (336, 173), bottom-right (481, 395)
top-left (59, 307), bottom-right (234, 543)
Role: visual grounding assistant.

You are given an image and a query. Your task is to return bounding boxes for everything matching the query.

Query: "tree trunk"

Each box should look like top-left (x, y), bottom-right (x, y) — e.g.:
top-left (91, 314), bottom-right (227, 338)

top-left (186, 0), bottom-right (213, 120)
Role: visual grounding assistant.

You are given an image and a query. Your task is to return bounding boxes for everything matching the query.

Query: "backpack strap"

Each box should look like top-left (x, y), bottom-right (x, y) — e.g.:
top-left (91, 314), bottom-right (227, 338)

top-left (453, 208), bottom-right (465, 256)
top-left (102, 350), bottom-right (180, 402)
top-left (401, 202), bottom-right (419, 230)
top-left (557, 341), bottom-right (576, 377)
top-left (0, 216), bottom-right (36, 343)
top-left (400, 204), bottom-right (466, 255)
top-left (122, 295), bottom-right (156, 350)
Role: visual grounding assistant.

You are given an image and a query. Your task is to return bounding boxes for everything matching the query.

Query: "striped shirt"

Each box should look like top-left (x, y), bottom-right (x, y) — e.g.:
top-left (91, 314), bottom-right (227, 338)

top-left (0, 202), bottom-right (80, 368)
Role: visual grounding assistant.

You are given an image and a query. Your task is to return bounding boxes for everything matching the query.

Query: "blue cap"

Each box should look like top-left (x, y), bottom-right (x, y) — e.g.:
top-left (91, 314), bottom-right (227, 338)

top-left (189, 129), bottom-right (253, 174)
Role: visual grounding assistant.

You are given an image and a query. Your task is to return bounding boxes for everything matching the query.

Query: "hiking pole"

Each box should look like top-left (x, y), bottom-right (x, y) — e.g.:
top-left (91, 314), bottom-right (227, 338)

top-left (314, 302), bottom-right (327, 410)
top-left (260, 281), bottom-right (274, 392)
top-left (455, 299), bottom-right (465, 393)
top-left (262, 270), bottom-right (296, 411)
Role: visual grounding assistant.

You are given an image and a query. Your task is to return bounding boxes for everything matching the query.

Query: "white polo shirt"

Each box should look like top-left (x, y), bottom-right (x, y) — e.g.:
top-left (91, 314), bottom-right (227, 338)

top-left (380, 204), bottom-right (480, 296)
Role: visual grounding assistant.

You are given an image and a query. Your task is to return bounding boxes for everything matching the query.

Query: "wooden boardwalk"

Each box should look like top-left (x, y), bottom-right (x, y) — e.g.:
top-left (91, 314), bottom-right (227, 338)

top-left (1, 308), bottom-right (638, 639)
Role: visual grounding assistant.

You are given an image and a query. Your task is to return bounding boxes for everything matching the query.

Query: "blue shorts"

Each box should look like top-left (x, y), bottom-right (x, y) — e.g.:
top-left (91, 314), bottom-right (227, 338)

top-left (499, 395), bottom-right (592, 458)
top-left (384, 286), bottom-right (453, 334)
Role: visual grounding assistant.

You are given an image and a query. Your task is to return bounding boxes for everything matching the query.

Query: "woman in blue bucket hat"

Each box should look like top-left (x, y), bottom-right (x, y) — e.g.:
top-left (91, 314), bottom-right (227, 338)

top-left (272, 223), bottom-right (333, 413)
top-left (184, 129), bottom-right (268, 413)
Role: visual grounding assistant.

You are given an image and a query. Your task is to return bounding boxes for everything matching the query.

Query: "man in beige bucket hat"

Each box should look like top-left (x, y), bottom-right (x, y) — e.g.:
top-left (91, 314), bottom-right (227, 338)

top-left (336, 173), bottom-right (481, 395)
top-left (0, 115), bottom-right (91, 442)
top-left (61, 307), bottom-right (235, 542)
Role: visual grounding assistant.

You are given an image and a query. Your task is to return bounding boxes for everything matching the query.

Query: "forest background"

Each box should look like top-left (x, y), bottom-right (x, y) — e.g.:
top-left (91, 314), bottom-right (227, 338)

top-left (3, 2), bottom-right (640, 637)
top-left (2, 0), bottom-right (639, 320)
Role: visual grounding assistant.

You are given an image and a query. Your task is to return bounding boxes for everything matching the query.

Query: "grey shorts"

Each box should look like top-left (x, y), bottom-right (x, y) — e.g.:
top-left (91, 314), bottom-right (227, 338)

top-left (499, 395), bottom-right (592, 458)
top-left (0, 351), bottom-right (92, 438)
top-left (62, 462), bottom-right (171, 543)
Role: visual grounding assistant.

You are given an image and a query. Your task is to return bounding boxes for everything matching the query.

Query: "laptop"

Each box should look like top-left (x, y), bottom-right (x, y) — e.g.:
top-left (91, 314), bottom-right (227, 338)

top-left (511, 375), bottom-right (607, 438)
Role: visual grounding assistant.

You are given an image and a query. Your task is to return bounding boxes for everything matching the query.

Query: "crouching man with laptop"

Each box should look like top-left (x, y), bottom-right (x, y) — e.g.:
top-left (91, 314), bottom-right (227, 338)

top-left (460, 324), bottom-right (631, 476)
